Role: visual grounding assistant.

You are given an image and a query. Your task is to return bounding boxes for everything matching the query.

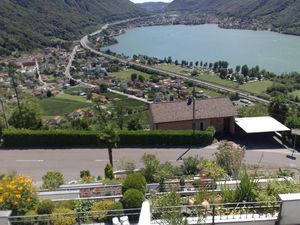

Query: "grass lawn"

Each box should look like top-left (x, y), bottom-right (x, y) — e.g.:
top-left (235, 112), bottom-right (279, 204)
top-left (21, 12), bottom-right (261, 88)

top-left (188, 86), bottom-right (223, 97)
top-left (291, 90), bottom-right (300, 98)
top-left (39, 96), bottom-right (92, 116)
top-left (64, 87), bottom-right (89, 95)
top-left (56, 93), bottom-right (90, 103)
top-left (111, 69), bottom-right (151, 83)
top-left (239, 80), bottom-right (273, 95)
top-left (197, 74), bottom-right (238, 89)
top-left (102, 92), bottom-right (147, 109)
top-left (154, 64), bottom-right (192, 74)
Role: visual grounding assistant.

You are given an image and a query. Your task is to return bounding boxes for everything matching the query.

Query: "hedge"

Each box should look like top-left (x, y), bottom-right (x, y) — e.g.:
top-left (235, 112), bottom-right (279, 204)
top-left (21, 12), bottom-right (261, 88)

top-left (1, 128), bottom-right (215, 148)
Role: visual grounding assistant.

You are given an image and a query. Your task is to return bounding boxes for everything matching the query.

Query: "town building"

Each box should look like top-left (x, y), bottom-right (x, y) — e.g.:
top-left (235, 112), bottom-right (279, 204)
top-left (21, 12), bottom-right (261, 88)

top-left (149, 97), bottom-right (236, 133)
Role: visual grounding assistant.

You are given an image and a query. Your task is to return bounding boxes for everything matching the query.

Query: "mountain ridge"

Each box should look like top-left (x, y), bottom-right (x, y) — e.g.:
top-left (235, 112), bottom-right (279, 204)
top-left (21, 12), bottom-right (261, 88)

top-left (0, 0), bottom-right (145, 56)
top-left (167, 0), bottom-right (300, 34)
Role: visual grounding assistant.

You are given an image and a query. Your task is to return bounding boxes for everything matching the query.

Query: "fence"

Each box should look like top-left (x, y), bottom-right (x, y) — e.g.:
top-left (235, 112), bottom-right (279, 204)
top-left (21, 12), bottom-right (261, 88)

top-left (9, 208), bottom-right (141, 225)
top-left (151, 201), bottom-right (280, 225)
top-left (8, 201), bottom-right (280, 225)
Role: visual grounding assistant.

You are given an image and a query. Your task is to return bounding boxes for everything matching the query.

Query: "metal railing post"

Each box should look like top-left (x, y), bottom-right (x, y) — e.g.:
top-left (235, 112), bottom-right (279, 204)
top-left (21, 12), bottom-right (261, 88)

top-left (212, 204), bottom-right (215, 225)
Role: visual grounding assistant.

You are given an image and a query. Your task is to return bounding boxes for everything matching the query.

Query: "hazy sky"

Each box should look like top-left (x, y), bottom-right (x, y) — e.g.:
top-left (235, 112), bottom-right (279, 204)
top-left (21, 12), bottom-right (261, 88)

top-left (130, 0), bottom-right (173, 3)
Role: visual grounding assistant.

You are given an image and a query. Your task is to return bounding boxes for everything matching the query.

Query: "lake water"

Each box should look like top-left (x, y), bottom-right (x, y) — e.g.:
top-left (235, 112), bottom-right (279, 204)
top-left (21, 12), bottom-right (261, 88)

top-left (102, 24), bottom-right (300, 74)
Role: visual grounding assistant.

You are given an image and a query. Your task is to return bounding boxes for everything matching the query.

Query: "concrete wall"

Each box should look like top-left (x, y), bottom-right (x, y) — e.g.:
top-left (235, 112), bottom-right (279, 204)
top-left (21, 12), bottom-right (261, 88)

top-left (279, 193), bottom-right (300, 225)
top-left (38, 190), bottom-right (80, 201)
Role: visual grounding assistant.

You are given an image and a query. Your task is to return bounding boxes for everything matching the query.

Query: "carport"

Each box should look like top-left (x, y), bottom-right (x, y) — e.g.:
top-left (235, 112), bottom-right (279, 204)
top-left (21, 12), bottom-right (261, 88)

top-left (234, 116), bottom-right (290, 149)
top-left (235, 116), bottom-right (290, 134)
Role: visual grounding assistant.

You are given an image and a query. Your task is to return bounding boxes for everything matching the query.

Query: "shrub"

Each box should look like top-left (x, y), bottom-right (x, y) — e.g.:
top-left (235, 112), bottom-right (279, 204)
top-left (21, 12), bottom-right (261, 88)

top-left (152, 190), bottom-right (183, 224)
top-left (80, 170), bottom-right (91, 178)
top-left (91, 200), bottom-right (123, 222)
top-left (2, 128), bottom-right (215, 148)
top-left (215, 141), bottom-right (245, 178)
top-left (122, 189), bottom-right (145, 209)
top-left (180, 156), bottom-right (202, 175)
top-left (122, 173), bottom-right (147, 194)
top-left (105, 164), bottom-right (114, 180)
top-left (42, 171), bottom-right (64, 190)
top-left (50, 208), bottom-right (76, 225)
top-left (0, 176), bottom-right (38, 215)
top-left (55, 200), bottom-right (75, 210)
top-left (24, 210), bottom-right (38, 225)
top-left (37, 199), bottom-right (55, 215)
top-left (141, 154), bottom-right (160, 183)
top-left (74, 200), bottom-right (94, 222)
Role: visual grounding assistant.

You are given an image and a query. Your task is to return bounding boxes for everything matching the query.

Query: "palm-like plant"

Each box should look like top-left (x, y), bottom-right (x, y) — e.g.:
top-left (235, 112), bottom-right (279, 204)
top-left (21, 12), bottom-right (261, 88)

top-left (99, 124), bottom-right (120, 167)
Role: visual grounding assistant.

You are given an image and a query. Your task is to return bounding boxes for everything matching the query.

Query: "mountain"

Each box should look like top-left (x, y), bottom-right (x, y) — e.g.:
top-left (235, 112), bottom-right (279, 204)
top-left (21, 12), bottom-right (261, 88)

top-left (0, 0), bottom-right (145, 56)
top-left (167, 0), bottom-right (300, 34)
top-left (136, 2), bottom-right (169, 11)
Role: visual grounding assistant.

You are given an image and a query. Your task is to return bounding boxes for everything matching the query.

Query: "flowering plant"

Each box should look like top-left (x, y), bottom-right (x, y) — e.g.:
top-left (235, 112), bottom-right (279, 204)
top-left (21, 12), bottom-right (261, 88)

top-left (0, 176), bottom-right (38, 215)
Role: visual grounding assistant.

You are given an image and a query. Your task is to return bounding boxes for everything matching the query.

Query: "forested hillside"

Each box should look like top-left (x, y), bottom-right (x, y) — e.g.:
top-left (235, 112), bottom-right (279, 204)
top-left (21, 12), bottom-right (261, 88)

top-left (0, 0), bottom-right (145, 56)
top-left (167, 0), bottom-right (300, 34)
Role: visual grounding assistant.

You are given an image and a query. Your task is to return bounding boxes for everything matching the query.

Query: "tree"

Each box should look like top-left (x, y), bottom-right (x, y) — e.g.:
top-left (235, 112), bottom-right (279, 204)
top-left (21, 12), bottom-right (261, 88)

top-left (46, 90), bottom-right (52, 97)
top-left (131, 73), bottom-right (137, 81)
top-left (114, 106), bottom-right (125, 130)
top-left (138, 74), bottom-right (145, 83)
top-left (238, 103), bottom-right (268, 117)
top-left (99, 124), bottom-right (120, 167)
top-left (191, 70), bottom-right (198, 77)
top-left (235, 65), bottom-right (241, 73)
top-left (127, 117), bottom-right (142, 130)
top-left (268, 96), bottom-right (289, 123)
top-left (241, 65), bottom-right (249, 76)
top-left (219, 68), bottom-right (228, 79)
top-left (8, 102), bottom-right (42, 129)
top-left (215, 141), bottom-right (245, 178)
top-left (195, 61), bottom-right (199, 67)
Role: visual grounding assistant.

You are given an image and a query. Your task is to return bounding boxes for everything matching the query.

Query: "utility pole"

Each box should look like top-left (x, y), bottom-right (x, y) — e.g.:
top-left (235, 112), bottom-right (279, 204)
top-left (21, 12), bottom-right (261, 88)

top-left (192, 84), bottom-right (196, 135)
top-left (187, 83), bottom-right (196, 135)
top-left (8, 63), bottom-right (22, 114)
top-left (0, 97), bottom-right (8, 128)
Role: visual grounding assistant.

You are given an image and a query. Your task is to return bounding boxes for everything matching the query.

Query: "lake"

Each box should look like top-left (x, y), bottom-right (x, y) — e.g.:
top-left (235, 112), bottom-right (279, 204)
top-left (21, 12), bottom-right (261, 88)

top-left (102, 24), bottom-right (300, 74)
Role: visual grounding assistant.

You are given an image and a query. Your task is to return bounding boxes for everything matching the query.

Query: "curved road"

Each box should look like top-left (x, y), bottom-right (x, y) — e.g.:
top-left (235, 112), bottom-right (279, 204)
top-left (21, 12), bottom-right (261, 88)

top-left (80, 23), bottom-right (270, 105)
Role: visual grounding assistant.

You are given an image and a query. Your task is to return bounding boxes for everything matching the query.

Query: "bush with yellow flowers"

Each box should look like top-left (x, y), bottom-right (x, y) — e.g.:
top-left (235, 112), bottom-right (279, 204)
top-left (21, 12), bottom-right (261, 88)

top-left (0, 176), bottom-right (38, 215)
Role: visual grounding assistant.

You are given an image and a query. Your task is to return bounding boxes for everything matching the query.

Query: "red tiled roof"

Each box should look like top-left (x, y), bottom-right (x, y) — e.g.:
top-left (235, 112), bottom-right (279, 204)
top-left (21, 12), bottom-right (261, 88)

top-left (150, 97), bottom-right (236, 124)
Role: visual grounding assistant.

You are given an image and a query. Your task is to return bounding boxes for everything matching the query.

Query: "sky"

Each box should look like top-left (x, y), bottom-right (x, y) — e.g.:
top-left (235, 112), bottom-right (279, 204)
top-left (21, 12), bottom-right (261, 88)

top-left (130, 0), bottom-right (173, 3)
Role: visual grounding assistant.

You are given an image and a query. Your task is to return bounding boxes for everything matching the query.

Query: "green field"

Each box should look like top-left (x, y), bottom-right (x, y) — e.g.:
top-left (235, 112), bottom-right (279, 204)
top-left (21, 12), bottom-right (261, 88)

top-left (101, 92), bottom-right (147, 109)
top-left (39, 95), bottom-right (92, 116)
top-left (154, 64), bottom-right (192, 74)
top-left (111, 69), bottom-right (151, 83)
top-left (239, 80), bottom-right (273, 95)
top-left (56, 93), bottom-right (90, 103)
top-left (198, 74), bottom-right (238, 89)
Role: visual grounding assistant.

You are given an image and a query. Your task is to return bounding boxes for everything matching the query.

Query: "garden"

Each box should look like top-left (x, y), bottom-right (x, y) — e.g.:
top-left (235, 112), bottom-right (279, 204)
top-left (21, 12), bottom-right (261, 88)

top-left (2, 141), bottom-right (300, 225)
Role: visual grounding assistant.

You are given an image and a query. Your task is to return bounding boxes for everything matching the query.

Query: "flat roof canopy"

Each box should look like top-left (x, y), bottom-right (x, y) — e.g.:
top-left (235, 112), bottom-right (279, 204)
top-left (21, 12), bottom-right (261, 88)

top-left (235, 116), bottom-right (290, 134)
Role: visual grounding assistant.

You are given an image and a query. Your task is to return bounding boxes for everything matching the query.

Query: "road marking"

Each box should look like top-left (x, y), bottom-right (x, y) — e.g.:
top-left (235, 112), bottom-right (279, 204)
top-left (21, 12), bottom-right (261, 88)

top-left (16, 160), bottom-right (44, 162)
top-left (95, 160), bottom-right (119, 162)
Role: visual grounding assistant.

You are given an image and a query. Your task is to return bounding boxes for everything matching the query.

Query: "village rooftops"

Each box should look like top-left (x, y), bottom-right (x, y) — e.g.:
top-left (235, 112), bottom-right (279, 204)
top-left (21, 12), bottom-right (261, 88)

top-left (150, 97), bottom-right (236, 124)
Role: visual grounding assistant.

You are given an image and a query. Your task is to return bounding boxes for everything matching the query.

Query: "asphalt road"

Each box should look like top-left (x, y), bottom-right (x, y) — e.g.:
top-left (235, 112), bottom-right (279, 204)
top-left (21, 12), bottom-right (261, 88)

top-left (1, 143), bottom-right (299, 183)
